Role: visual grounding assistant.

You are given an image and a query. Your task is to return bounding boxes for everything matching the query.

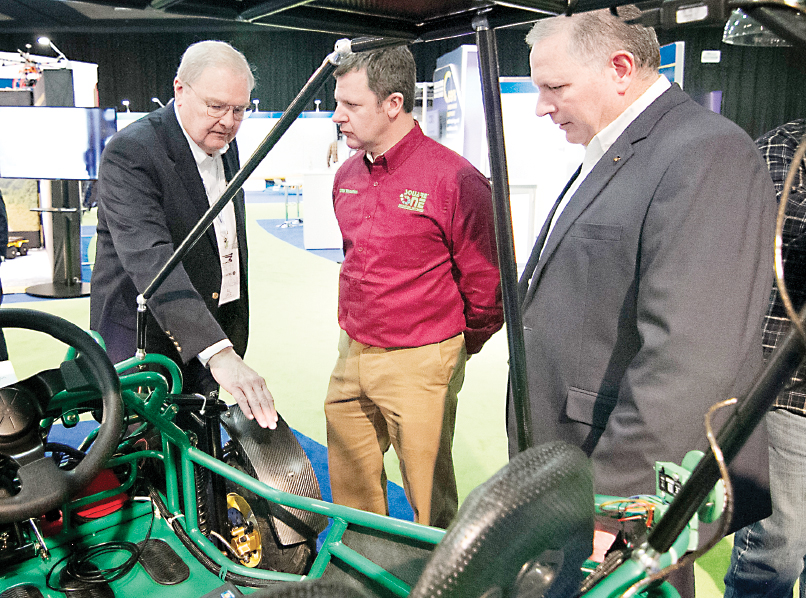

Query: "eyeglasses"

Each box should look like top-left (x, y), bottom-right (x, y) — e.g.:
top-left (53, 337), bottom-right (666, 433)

top-left (185, 81), bottom-right (253, 121)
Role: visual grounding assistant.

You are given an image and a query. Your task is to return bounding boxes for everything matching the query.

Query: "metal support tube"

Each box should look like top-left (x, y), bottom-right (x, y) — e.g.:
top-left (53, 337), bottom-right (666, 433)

top-left (136, 295), bottom-right (147, 360)
top-left (474, 16), bottom-right (533, 451)
top-left (239, 0), bottom-right (315, 22)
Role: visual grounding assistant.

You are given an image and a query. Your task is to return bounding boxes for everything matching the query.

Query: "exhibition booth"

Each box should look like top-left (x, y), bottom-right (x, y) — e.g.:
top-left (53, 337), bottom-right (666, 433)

top-left (0, 40), bottom-right (685, 290)
top-left (0, 51), bottom-right (102, 297)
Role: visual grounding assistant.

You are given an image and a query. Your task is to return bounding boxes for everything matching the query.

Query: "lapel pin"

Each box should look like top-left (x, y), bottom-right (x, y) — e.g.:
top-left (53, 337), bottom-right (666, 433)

top-left (613, 156), bottom-right (621, 163)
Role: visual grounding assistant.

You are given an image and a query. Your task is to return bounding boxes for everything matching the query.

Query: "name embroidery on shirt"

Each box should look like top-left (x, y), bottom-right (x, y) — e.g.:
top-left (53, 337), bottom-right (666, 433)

top-left (339, 188), bottom-right (359, 194)
top-left (398, 189), bottom-right (428, 213)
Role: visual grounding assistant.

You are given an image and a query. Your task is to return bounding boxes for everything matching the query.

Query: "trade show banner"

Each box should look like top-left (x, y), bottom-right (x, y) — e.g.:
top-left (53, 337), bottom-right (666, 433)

top-left (660, 41), bottom-right (685, 87)
top-left (432, 45), bottom-right (488, 175)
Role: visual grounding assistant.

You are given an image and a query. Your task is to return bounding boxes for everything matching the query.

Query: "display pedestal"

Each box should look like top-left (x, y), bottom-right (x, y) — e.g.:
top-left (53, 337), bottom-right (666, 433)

top-left (25, 281), bottom-right (91, 299)
top-left (275, 178), bottom-right (302, 229)
top-left (26, 205), bottom-right (89, 299)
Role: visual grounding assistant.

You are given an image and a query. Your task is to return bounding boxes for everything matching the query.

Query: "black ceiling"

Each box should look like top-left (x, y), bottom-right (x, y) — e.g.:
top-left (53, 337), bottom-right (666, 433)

top-left (0, 0), bottom-right (259, 34)
top-left (0, 0), bottom-right (568, 37)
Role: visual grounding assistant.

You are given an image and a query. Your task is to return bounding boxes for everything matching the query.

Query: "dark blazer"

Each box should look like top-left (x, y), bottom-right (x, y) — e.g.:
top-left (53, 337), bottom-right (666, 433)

top-left (509, 84), bottom-right (775, 531)
top-left (90, 102), bottom-right (249, 387)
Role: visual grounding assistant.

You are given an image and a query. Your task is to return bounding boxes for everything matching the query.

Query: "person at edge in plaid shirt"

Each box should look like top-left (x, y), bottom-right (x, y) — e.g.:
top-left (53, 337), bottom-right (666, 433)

top-left (724, 118), bottom-right (806, 598)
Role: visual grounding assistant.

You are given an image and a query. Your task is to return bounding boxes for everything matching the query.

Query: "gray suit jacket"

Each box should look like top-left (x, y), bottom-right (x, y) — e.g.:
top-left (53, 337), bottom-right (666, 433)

top-left (509, 84), bottom-right (775, 531)
top-left (90, 102), bottom-right (249, 388)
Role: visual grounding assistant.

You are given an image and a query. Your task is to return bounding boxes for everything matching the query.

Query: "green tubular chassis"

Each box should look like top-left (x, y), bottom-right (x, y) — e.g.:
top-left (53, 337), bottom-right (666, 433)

top-left (0, 308), bottom-right (717, 598)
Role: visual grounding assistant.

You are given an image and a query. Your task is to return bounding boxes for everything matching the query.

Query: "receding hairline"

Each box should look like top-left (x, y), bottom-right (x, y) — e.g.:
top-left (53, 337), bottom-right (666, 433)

top-left (176, 40), bottom-right (255, 91)
top-left (525, 14), bottom-right (569, 49)
top-left (525, 8), bottom-right (661, 74)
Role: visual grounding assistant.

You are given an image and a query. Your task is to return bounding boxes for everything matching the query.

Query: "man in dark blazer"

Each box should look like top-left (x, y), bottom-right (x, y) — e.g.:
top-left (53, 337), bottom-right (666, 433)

top-left (510, 8), bottom-right (775, 591)
top-left (90, 40), bottom-right (277, 429)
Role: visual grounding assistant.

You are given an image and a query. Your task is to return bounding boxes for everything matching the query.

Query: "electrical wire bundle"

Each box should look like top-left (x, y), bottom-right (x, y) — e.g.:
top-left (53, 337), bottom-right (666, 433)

top-left (598, 497), bottom-right (660, 530)
top-left (45, 500), bottom-right (155, 592)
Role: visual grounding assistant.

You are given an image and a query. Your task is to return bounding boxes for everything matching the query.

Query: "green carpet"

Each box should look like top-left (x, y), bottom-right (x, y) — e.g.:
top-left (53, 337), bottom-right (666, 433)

top-left (1, 201), bottom-right (741, 597)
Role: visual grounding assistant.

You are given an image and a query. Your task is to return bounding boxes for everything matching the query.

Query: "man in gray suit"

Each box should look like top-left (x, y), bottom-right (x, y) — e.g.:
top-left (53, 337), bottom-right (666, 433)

top-left (511, 8), bottom-right (775, 590)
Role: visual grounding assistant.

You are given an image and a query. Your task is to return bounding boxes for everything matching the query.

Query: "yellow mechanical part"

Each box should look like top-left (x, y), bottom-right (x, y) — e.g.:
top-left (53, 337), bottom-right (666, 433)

top-left (227, 492), bottom-right (263, 568)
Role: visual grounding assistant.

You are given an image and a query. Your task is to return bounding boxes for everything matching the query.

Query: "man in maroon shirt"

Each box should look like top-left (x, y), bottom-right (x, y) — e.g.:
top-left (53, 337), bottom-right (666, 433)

top-left (325, 46), bottom-right (503, 528)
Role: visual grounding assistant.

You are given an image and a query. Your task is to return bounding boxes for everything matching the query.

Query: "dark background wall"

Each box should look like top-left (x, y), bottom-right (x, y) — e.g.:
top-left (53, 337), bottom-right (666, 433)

top-left (657, 26), bottom-right (806, 139)
top-left (2, 24), bottom-right (805, 139)
top-left (1, 28), bottom-right (533, 114)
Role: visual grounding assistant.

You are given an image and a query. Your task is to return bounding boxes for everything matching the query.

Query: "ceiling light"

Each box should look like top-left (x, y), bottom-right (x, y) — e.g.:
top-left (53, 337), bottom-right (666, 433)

top-left (36, 36), bottom-right (69, 61)
top-left (722, 9), bottom-right (791, 45)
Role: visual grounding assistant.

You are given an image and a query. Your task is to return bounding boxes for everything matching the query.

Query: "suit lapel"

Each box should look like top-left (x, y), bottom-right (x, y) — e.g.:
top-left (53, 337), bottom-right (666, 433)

top-left (518, 165), bottom-right (581, 304)
top-left (155, 103), bottom-right (218, 250)
top-left (521, 145), bottom-right (633, 306)
top-left (222, 144), bottom-right (248, 273)
top-left (522, 84), bottom-right (687, 307)
top-left (538, 138), bottom-right (635, 263)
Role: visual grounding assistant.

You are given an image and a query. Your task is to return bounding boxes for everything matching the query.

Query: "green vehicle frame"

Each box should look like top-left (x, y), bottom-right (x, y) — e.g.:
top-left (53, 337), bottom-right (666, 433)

top-left (0, 308), bottom-right (723, 598)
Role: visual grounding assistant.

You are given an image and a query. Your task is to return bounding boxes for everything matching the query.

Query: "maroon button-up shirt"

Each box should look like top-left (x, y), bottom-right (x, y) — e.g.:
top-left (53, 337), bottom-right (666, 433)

top-left (333, 123), bottom-right (503, 354)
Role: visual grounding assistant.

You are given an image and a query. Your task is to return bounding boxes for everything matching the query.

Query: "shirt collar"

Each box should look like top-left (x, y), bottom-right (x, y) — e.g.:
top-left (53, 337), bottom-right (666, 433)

top-left (173, 99), bottom-right (229, 166)
top-left (584, 75), bottom-right (671, 170)
top-left (364, 121), bottom-right (424, 172)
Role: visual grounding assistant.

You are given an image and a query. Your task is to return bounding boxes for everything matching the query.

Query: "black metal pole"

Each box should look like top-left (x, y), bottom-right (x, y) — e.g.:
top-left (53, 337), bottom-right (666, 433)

top-left (647, 304), bottom-right (806, 553)
top-left (205, 400), bottom-right (229, 538)
top-left (474, 16), bottom-right (533, 451)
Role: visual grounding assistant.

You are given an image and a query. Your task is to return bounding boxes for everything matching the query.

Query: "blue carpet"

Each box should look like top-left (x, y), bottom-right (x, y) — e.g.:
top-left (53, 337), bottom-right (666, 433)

top-left (247, 188), bottom-right (302, 204)
top-left (3, 293), bottom-right (53, 303)
top-left (256, 219), bottom-right (343, 263)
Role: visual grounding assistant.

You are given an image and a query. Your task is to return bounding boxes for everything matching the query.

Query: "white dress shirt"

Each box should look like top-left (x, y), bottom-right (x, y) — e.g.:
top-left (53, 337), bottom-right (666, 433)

top-left (174, 102), bottom-right (239, 365)
top-left (541, 75), bottom-right (671, 255)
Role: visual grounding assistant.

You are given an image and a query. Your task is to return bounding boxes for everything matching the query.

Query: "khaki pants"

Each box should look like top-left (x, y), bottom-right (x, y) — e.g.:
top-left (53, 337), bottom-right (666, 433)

top-left (324, 330), bottom-right (466, 528)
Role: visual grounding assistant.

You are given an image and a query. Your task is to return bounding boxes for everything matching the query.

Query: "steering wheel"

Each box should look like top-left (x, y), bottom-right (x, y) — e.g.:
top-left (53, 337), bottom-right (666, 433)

top-left (0, 308), bottom-right (124, 524)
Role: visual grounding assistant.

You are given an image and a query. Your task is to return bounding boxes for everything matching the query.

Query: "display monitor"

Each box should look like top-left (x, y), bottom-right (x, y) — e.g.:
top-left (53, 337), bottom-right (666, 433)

top-left (0, 106), bottom-right (117, 180)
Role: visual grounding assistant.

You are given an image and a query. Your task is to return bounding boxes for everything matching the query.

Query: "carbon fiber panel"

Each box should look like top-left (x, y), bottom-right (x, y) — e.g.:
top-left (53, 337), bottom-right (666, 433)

top-left (220, 407), bottom-right (328, 546)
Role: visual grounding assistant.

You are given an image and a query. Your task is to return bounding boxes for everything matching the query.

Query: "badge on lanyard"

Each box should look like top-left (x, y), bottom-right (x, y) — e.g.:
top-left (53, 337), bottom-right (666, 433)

top-left (219, 245), bottom-right (240, 306)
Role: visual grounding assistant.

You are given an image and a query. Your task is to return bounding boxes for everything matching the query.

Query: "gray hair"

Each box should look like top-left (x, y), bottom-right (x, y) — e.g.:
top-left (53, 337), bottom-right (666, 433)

top-left (334, 45), bottom-right (416, 113)
top-left (526, 7), bottom-right (660, 74)
top-left (176, 40), bottom-right (255, 91)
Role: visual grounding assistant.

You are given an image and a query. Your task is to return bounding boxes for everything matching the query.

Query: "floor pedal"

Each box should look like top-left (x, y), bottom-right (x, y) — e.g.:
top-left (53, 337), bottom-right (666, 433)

top-left (1, 586), bottom-right (45, 598)
top-left (137, 538), bottom-right (190, 585)
top-left (59, 566), bottom-right (114, 598)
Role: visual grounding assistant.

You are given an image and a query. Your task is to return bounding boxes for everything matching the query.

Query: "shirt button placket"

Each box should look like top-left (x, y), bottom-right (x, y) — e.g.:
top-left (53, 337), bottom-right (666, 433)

top-left (359, 176), bottom-right (380, 272)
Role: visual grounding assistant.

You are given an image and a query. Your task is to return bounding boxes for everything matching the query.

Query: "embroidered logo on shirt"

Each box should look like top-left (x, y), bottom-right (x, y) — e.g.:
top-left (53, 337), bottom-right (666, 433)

top-left (398, 189), bottom-right (428, 212)
top-left (339, 188), bottom-right (359, 194)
